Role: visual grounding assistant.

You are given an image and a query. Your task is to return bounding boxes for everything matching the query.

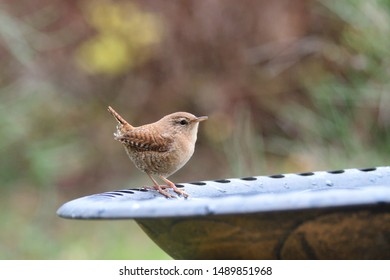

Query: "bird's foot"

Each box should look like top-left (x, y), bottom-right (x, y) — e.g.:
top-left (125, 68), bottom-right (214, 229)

top-left (166, 183), bottom-right (188, 198)
top-left (146, 174), bottom-right (188, 199)
top-left (158, 176), bottom-right (189, 198)
top-left (152, 186), bottom-right (188, 198)
top-left (171, 186), bottom-right (189, 198)
top-left (156, 188), bottom-right (176, 199)
top-left (142, 185), bottom-right (177, 198)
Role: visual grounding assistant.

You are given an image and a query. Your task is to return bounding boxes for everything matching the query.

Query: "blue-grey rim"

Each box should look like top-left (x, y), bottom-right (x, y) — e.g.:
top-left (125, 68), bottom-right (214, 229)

top-left (57, 166), bottom-right (390, 219)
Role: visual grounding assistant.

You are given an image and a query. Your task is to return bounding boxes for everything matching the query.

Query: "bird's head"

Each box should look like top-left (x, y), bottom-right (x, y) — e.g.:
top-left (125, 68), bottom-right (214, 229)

top-left (160, 112), bottom-right (208, 141)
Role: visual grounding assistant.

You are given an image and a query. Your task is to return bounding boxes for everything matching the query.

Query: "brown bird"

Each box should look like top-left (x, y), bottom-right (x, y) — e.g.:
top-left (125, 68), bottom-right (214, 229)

top-left (108, 106), bottom-right (208, 198)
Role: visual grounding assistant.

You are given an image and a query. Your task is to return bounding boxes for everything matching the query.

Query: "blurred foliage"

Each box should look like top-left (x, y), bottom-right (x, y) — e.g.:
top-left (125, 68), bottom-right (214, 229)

top-left (76, 1), bottom-right (162, 74)
top-left (0, 0), bottom-right (390, 259)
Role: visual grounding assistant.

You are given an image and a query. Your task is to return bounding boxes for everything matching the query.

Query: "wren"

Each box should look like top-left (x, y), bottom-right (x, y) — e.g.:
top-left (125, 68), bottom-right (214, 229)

top-left (108, 106), bottom-right (207, 198)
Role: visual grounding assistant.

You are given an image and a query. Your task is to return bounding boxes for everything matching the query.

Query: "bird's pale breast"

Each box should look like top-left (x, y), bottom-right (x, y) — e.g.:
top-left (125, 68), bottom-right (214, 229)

top-left (125, 141), bottom-right (195, 177)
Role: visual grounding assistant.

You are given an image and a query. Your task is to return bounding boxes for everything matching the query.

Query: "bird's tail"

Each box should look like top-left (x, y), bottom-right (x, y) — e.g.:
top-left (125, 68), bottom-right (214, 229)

top-left (107, 106), bottom-right (134, 136)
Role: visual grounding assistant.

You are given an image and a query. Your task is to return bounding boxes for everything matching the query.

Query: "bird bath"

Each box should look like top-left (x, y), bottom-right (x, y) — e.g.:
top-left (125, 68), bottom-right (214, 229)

top-left (57, 166), bottom-right (390, 259)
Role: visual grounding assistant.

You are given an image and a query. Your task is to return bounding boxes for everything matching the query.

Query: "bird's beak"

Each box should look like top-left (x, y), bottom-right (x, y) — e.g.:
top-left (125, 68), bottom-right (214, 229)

top-left (194, 116), bottom-right (208, 122)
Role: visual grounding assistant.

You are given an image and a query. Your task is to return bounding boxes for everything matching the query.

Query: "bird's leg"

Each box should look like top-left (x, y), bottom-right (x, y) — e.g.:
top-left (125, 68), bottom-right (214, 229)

top-left (147, 173), bottom-right (176, 198)
top-left (159, 175), bottom-right (189, 198)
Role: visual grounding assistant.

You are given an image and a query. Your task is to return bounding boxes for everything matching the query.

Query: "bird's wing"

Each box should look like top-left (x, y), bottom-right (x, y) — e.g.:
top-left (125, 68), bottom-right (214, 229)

top-left (116, 127), bottom-right (172, 152)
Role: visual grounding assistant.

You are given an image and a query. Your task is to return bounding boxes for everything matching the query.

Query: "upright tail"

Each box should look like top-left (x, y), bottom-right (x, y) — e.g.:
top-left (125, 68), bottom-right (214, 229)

top-left (107, 106), bottom-right (134, 130)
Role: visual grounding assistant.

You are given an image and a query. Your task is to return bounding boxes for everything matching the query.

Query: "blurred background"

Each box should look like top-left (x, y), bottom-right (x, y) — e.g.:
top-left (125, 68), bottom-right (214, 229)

top-left (1, 0), bottom-right (390, 259)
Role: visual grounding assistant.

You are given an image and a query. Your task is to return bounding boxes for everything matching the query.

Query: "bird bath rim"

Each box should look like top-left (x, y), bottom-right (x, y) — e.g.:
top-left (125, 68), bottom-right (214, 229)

top-left (57, 166), bottom-right (390, 219)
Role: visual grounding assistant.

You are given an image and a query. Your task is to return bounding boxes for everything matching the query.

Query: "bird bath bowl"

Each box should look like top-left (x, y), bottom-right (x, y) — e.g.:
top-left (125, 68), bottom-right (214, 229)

top-left (57, 166), bottom-right (390, 259)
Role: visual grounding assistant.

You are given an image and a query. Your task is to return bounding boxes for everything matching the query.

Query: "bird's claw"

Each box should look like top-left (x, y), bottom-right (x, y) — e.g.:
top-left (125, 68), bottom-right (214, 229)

top-left (157, 189), bottom-right (177, 199)
top-left (141, 185), bottom-right (188, 198)
top-left (173, 188), bottom-right (189, 198)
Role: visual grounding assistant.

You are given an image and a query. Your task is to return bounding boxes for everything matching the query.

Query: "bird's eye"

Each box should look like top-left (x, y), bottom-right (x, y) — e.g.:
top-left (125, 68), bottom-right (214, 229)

top-left (179, 119), bottom-right (189, 125)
